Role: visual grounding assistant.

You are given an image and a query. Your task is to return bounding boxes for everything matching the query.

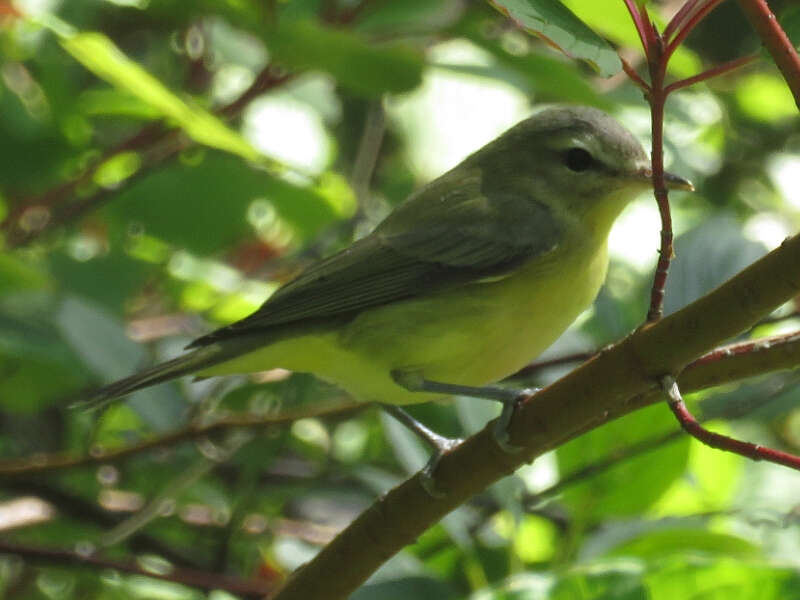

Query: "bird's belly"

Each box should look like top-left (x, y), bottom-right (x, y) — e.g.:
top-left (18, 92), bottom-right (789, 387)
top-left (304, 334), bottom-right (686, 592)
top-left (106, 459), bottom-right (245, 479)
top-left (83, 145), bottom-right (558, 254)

top-left (337, 241), bottom-right (608, 402)
top-left (205, 242), bottom-right (608, 406)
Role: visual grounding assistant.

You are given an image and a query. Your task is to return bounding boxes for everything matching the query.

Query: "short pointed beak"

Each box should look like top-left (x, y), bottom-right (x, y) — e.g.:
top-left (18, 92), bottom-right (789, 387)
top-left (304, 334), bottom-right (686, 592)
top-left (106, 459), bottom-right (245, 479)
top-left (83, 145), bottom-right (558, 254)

top-left (637, 167), bottom-right (695, 191)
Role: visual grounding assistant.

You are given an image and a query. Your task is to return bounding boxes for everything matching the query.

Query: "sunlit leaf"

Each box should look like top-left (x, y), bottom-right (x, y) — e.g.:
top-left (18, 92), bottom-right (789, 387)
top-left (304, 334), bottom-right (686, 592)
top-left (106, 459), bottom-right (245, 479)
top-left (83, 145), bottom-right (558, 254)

top-left (611, 528), bottom-right (759, 559)
top-left (57, 31), bottom-right (264, 163)
top-left (105, 153), bottom-right (344, 255)
top-left (489, 0), bottom-right (621, 76)
top-left (263, 20), bottom-right (425, 96)
top-left (556, 404), bottom-right (690, 519)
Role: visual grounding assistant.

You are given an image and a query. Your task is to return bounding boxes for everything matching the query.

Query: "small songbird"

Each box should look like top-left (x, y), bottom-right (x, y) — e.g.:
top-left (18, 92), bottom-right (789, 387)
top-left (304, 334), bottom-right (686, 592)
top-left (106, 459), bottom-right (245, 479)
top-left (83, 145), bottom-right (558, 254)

top-left (77, 105), bottom-right (692, 436)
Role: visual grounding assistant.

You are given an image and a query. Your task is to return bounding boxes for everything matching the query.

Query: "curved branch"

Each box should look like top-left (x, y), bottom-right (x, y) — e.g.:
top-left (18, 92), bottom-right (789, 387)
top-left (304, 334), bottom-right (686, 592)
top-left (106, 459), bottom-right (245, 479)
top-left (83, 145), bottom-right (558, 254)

top-left (0, 398), bottom-right (358, 477)
top-left (272, 232), bottom-right (800, 600)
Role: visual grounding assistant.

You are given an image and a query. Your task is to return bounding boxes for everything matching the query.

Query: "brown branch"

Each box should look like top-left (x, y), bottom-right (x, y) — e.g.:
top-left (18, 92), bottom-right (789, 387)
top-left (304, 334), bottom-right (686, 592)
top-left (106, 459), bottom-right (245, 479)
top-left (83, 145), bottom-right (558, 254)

top-left (737, 0), bottom-right (800, 109)
top-left (0, 540), bottom-right (274, 599)
top-left (7, 330), bottom-right (800, 480)
top-left (271, 232), bottom-right (800, 600)
top-left (0, 397), bottom-right (358, 477)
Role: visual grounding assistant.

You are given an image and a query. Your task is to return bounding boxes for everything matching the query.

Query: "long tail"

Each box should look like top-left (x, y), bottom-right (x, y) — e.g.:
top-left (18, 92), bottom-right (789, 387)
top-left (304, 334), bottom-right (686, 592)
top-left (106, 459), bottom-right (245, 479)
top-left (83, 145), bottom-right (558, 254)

top-left (72, 345), bottom-right (226, 412)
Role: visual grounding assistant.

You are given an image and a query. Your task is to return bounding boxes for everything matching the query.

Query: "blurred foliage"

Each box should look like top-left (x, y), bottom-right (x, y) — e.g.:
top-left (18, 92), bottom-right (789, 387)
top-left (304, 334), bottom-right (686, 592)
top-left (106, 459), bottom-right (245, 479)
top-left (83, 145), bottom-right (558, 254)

top-left (0, 0), bottom-right (799, 598)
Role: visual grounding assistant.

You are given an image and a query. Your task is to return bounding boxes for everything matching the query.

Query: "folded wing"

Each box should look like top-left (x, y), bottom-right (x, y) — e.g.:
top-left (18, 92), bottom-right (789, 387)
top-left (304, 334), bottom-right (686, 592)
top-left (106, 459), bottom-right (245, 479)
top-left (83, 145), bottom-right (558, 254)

top-left (189, 172), bottom-right (561, 347)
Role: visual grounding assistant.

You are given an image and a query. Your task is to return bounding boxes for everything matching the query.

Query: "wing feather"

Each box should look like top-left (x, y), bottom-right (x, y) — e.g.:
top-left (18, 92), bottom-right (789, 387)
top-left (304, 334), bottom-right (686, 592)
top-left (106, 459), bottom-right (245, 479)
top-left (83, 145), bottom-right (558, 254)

top-left (189, 172), bottom-right (561, 347)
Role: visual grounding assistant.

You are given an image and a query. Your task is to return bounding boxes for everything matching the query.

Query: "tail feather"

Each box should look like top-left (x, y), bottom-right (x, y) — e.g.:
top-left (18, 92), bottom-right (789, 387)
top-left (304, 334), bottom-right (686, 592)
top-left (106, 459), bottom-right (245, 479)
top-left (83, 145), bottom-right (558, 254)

top-left (71, 345), bottom-right (224, 412)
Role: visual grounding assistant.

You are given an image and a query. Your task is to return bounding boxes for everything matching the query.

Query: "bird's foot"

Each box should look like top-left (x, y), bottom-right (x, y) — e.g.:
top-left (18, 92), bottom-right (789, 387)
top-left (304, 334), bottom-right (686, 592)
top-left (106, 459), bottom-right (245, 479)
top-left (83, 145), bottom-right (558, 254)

top-left (492, 388), bottom-right (538, 453)
top-left (381, 404), bottom-right (463, 498)
top-left (390, 370), bottom-right (538, 454)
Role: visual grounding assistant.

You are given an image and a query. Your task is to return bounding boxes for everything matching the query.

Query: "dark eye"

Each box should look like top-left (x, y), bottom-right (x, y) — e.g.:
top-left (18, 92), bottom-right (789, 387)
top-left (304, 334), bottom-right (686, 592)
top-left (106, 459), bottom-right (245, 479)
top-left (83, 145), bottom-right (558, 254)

top-left (564, 147), bottom-right (594, 172)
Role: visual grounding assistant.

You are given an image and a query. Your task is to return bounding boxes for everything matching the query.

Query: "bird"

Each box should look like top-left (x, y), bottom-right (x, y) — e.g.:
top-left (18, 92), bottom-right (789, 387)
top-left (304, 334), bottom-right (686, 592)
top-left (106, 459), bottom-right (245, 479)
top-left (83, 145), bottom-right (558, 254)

top-left (76, 105), bottom-right (692, 442)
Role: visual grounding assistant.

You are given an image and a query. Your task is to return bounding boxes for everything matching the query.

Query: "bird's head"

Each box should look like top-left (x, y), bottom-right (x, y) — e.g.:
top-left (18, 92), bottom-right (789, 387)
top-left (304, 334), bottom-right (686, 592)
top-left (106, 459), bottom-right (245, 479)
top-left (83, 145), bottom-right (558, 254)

top-left (473, 105), bottom-right (692, 235)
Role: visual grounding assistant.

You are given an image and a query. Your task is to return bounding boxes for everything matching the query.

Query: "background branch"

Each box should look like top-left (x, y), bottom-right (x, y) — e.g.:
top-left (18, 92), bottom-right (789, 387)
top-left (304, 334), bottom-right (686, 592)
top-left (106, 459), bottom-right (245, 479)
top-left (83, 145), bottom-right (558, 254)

top-left (0, 540), bottom-right (273, 598)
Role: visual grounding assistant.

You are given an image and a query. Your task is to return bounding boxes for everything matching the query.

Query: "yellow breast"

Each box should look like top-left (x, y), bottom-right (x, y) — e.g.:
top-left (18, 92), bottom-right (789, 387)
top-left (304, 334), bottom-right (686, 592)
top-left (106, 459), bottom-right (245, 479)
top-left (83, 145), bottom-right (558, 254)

top-left (202, 230), bottom-right (609, 406)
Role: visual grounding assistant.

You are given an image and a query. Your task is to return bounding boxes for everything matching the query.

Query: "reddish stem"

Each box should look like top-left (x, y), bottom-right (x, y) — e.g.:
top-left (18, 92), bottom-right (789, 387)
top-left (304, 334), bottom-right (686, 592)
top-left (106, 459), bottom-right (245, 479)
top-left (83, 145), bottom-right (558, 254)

top-left (644, 48), bottom-right (673, 322)
top-left (688, 330), bottom-right (800, 367)
top-left (663, 377), bottom-right (800, 471)
top-left (622, 0), bottom-right (651, 54)
top-left (666, 0), bottom-right (727, 59)
top-left (621, 56), bottom-right (651, 92)
top-left (737, 0), bottom-right (800, 108)
top-left (663, 0), bottom-right (704, 41)
top-left (665, 53), bottom-right (758, 94)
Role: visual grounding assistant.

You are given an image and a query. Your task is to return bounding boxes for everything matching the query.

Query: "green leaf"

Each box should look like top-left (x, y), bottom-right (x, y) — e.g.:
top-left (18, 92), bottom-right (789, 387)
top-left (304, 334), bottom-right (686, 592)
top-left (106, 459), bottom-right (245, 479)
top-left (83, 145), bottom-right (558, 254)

top-left (353, 577), bottom-right (458, 600)
top-left (735, 73), bottom-right (798, 123)
top-left (463, 26), bottom-right (611, 108)
top-left (57, 30), bottom-right (263, 163)
top-left (556, 404), bottom-right (690, 520)
top-left (48, 245), bottom-right (153, 313)
top-left (489, 0), bottom-right (621, 76)
top-left (105, 152), bottom-right (345, 255)
top-left (611, 528), bottom-right (759, 559)
top-left (0, 293), bottom-right (90, 412)
top-left (560, 0), bottom-right (702, 78)
top-left (664, 216), bottom-right (766, 315)
top-left (263, 20), bottom-right (425, 96)
top-left (552, 562), bottom-right (649, 600)
top-left (54, 295), bottom-right (145, 380)
top-left (0, 253), bottom-right (50, 293)
top-left (645, 556), bottom-right (800, 600)
top-left (356, 0), bottom-right (464, 34)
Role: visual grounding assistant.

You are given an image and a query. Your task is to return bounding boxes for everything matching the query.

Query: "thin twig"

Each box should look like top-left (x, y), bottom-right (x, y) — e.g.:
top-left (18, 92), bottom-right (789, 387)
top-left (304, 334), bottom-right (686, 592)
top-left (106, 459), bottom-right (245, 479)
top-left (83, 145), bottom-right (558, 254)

top-left (663, 0), bottom-right (704, 41)
top-left (665, 0), bottom-right (727, 59)
top-left (644, 68), bottom-right (673, 322)
top-left (99, 431), bottom-right (253, 548)
top-left (662, 376), bottom-right (800, 470)
top-left (3, 479), bottom-right (207, 569)
top-left (620, 56), bottom-right (651, 92)
top-left (0, 398), bottom-right (358, 477)
top-left (665, 53), bottom-right (758, 94)
top-left (350, 100), bottom-right (387, 219)
top-left (527, 372), bottom-right (800, 505)
top-left (0, 540), bottom-right (274, 598)
top-left (526, 428), bottom-right (684, 505)
top-left (688, 330), bottom-right (800, 368)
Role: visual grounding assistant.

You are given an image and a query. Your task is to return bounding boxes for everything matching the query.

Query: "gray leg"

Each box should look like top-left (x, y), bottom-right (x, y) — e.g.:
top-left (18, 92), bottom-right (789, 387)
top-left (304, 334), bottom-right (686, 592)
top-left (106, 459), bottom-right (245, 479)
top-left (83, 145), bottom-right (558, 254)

top-left (391, 370), bottom-right (538, 453)
top-left (381, 404), bottom-right (462, 498)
